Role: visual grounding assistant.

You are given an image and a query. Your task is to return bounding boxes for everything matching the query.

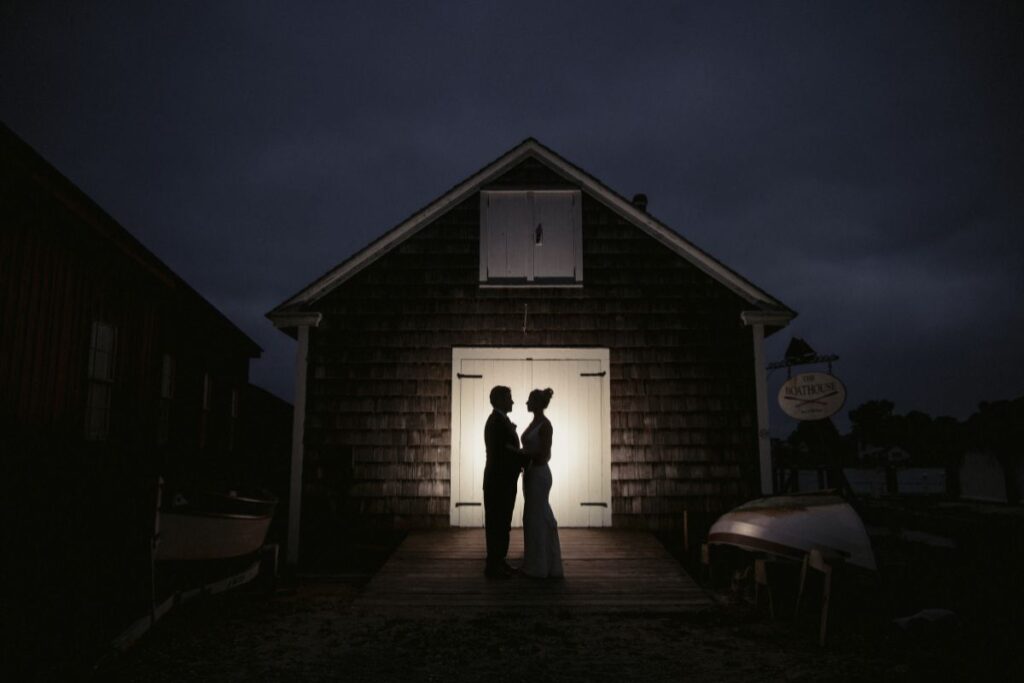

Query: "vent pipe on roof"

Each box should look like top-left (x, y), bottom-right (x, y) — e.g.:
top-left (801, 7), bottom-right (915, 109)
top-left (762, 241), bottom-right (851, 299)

top-left (631, 193), bottom-right (648, 212)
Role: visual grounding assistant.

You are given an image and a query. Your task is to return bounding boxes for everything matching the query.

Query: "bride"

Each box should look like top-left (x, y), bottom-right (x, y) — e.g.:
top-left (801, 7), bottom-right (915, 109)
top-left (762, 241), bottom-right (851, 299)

top-left (520, 388), bottom-right (564, 579)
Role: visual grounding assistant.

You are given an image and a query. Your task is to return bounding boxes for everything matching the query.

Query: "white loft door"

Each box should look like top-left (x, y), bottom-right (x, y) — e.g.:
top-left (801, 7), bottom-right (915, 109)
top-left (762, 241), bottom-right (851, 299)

top-left (450, 349), bottom-right (611, 528)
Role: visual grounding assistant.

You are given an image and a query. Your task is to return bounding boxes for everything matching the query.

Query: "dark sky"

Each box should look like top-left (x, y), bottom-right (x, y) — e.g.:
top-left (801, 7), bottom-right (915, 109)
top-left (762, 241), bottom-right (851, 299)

top-left (2, 1), bottom-right (1021, 435)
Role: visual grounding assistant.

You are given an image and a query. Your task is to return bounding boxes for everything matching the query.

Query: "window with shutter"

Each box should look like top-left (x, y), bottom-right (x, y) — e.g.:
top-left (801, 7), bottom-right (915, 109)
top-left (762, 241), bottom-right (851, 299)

top-left (480, 190), bottom-right (581, 284)
top-left (228, 387), bottom-right (239, 452)
top-left (85, 321), bottom-right (117, 440)
top-left (199, 372), bottom-right (212, 449)
top-left (158, 354), bottom-right (174, 445)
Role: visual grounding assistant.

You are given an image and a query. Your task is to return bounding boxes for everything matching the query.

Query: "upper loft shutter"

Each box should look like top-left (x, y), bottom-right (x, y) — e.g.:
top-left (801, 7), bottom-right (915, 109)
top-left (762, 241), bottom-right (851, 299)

top-left (482, 192), bottom-right (531, 280)
top-left (532, 191), bottom-right (580, 280)
top-left (481, 189), bottom-right (582, 283)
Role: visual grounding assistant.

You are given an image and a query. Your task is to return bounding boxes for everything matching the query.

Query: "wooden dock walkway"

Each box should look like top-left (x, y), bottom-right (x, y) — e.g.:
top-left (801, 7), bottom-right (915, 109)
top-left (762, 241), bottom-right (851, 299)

top-left (354, 529), bottom-right (712, 613)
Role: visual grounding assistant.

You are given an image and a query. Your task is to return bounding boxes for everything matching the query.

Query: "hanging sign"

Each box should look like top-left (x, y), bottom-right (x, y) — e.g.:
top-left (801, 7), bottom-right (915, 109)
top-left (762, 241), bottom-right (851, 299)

top-left (778, 372), bottom-right (846, 420)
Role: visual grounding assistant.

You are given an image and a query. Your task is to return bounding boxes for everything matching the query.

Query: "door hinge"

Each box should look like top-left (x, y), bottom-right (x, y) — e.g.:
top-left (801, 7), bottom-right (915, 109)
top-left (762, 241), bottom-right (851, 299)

top-left (457, 373), bottom-right (483, 379)
top-left (580, 502), bottom-right (608, 507)
top-left (580, 371), bottom-right (606, 377)
top-left (455, 502), bottom-right (482, 507)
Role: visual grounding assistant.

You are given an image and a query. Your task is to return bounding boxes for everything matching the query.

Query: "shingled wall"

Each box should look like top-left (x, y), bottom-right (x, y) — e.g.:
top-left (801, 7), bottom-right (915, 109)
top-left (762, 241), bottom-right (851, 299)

top-left (302, 158), bottom-right (759, 539)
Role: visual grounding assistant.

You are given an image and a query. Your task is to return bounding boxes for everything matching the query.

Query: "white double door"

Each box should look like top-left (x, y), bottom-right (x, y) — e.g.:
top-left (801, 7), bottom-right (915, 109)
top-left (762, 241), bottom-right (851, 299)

top-left (450, 348), bottom-right (612, 528)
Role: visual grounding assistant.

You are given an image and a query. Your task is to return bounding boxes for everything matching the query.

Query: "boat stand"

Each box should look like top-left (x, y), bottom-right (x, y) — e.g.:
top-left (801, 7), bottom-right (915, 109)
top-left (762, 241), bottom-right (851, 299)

top-left (107, 544), bottom-right (278, 660)
top-left (795, 547), bottom-right (844, 646)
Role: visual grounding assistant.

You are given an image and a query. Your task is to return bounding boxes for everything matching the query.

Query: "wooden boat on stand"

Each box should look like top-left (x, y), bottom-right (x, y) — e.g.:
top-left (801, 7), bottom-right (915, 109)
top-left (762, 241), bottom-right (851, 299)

top-left (155, 488), bottom-right (277, 561)
top-left (707, 491), bottom-right (877, 647)
top-left (109, 482), bottom-right (279, 657)
top-left (708, 491), bottom-right (876, 571)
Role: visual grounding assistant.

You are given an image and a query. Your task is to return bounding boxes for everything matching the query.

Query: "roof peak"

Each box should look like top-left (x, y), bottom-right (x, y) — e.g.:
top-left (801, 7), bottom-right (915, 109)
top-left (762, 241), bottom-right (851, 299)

top-left (268, 138), bottom-right (794, 324)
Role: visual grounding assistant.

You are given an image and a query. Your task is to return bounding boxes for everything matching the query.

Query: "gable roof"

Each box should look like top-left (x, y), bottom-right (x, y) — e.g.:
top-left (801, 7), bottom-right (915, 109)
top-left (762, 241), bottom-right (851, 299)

top-left (1, 122), bottom-right (262, 357)
top-left (268, 138), bottom-right (795, 325)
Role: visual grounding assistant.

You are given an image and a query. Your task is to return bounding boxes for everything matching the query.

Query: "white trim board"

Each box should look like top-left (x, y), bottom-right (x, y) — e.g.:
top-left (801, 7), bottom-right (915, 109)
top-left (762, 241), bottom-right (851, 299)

top-left (268, 139), bottom-right (794, 320)
top-left (749, 323), bottom-right (773, 495)
top-left (286, 324), bottom-right (312, 566)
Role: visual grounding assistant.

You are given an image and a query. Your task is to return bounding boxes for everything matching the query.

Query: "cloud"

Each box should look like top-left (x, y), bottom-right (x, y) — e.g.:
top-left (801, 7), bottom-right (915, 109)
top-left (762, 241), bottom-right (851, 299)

top-left (2, 0), bottom-right (1020, 415)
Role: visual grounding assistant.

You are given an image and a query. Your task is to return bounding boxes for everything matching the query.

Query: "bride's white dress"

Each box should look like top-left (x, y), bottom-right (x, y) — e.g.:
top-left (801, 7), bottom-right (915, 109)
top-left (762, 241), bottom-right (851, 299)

top-left (521, 419), bottom-right (564, 578)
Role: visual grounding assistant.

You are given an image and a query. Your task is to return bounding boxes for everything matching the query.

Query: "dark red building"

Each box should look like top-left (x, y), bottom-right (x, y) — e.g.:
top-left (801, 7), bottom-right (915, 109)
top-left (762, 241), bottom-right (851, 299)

top-left (0, 123), bottom-right (269, 672)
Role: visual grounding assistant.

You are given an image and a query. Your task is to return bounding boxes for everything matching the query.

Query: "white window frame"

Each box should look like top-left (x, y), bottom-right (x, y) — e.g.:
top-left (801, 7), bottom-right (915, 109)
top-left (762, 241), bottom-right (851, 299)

top-left (199, 372), bottom-right (213, 450)
top-left (228, 387), bottom-right (239, 451)
top-left (160, 354), bottom-right (175, 399)
top-left (85, 321), bottom-right (117, 440)
top-left (479, 189), bottom-right (583, 286)
top-left (202, 373), bottom-right (213, 412)
top-left (158, 354), bottom-right (175, 445)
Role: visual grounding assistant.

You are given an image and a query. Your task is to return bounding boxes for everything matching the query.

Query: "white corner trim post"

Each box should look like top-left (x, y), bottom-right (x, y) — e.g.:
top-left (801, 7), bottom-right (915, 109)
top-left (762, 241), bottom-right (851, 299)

top-left (287, 323), bottom-right (313, 567)
top-left (750, 323), bottom-right (773, 495)
top-left (267, 311), bottom-right (322, 568)
top-left (740, 310), bottom-right (793, 495)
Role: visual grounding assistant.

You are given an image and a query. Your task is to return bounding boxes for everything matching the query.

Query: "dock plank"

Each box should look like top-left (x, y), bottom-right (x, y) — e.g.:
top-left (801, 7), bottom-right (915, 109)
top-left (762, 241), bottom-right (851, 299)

top-left (354, 529), bottom-right (712, 613)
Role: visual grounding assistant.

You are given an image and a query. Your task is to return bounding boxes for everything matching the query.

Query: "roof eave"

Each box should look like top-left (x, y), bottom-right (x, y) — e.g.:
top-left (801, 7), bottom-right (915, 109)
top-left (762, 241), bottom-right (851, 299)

top-left (2, 122), bottom-right (265, 357)
top-left (266, 310), bottom-right (323, 339)
top-left (741, 308), bottom-right (798, 337)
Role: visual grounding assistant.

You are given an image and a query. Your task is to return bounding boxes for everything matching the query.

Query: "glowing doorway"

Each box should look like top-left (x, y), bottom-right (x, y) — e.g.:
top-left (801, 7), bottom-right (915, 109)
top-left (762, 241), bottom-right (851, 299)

top-left (450, 348), bottom-right (612, 528)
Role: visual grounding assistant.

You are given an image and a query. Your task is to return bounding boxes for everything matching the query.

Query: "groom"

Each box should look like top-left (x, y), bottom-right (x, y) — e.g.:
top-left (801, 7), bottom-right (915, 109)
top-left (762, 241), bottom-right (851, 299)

top-left (483, 385), bottom-right (525, 578)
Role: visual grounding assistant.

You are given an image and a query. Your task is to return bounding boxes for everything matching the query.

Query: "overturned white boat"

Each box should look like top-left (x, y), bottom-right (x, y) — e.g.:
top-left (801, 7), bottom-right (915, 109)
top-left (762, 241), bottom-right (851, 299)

top-left (708, 492), bottom-right (876, 570)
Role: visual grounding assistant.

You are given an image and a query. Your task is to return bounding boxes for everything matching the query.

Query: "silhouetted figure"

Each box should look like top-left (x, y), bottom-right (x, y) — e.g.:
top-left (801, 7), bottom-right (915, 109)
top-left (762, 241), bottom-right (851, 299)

top-left (521, 388), bottom-right (564, 579)
top-left (483, 385), bottom-right (524, 578)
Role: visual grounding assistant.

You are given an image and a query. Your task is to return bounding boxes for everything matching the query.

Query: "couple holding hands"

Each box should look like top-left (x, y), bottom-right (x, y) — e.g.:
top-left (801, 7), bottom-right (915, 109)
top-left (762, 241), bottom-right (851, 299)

top-left (483, 385), bottom-right (564, 580)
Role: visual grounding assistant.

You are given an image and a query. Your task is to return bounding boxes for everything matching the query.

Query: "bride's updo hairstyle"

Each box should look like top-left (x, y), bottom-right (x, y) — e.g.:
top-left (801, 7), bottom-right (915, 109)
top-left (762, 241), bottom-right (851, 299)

top-left (529, 387), bottom-right (554, 409)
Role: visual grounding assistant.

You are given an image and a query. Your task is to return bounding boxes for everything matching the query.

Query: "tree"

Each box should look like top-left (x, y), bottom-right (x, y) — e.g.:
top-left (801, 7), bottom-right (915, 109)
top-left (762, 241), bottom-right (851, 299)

top-left (964, 397), bottom-right (1024, 503)
top-left (848, 399), bottom-right (896, 447)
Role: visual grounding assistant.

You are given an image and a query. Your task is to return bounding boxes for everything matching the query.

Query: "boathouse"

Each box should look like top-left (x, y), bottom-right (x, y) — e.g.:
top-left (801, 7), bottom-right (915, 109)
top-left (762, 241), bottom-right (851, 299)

top-left (269, 138), bottom-right (794, 565)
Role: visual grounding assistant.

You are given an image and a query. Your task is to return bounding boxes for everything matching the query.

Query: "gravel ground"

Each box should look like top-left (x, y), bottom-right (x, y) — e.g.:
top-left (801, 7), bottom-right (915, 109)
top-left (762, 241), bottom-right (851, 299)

top-left (92, 577), bottom-right (1019, 683)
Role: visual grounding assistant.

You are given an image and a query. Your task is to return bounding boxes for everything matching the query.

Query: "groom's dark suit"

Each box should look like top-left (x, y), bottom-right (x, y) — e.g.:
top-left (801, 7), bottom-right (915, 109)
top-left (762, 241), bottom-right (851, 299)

top-left (483, 409), bottom-right (522, 571)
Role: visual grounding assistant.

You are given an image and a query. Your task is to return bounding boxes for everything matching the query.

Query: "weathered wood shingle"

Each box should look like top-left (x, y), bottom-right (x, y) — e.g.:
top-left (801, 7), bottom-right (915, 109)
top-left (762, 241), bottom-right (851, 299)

top-left (303, 162), bottom-right (758, 533)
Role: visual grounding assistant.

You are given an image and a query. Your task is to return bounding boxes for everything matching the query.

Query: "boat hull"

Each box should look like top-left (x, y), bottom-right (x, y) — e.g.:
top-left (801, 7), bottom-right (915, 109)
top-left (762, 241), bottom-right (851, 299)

top-left (708, 493), bottom-right (876, 570)
top-left (156, 511), bottom-right (273, 561)
top-left (189, 490), bottom-right (278, 517)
